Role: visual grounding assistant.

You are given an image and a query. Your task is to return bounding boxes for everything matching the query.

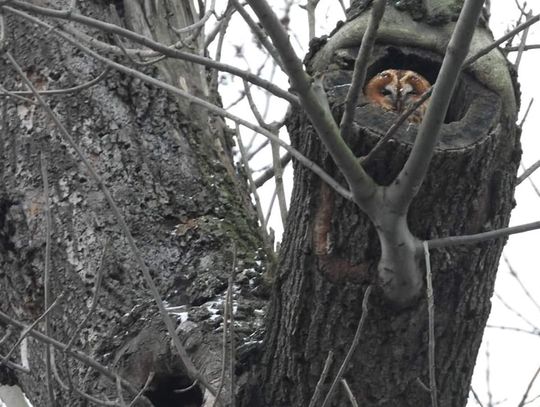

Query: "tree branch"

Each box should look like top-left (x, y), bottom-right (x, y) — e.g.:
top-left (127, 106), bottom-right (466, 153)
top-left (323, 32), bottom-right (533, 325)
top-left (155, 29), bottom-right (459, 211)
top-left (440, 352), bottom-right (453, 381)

top-left (340, 0), bottom-right (386, 141)
top-left (246, 0), bottom-right (377, 207)
top-left (321, 285), bottom-right (372, 407)
top-left (4, 1), bottom-right (299, 105)
top-left (4, 50), bottom-right (220, 400)
top-left (389, 0), bottom-right (486, 211)
top-left (426, 220), bottom-right (540, 250)
top-left (6, 6), bottom-right (351, 202)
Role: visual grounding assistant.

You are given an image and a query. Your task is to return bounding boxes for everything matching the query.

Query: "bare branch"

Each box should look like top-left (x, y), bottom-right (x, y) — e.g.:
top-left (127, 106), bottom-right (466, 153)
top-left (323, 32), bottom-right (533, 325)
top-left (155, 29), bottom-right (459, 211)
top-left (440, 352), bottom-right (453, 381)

top-left (518, 363), bottom-right (540, 407)
top-left (4, 50), bottom-right (220, 399)
top-left (40, 152), bottom-right (56, 406)
top-left (6, 7), bottom-right (350, 202)
top-left (506, 44), bottom-right (540, 52)
top-left (486, 324), bottom-right (540, 336)
top-left (4, 2), bottom-right (299, 105)
top-left (519, 98), bottom-right (534, 128)
top-left (1, 295), bottom-right (63, 367)
top-left (514, 10), bottom-right (533, 69)
top-left (0, 310), bottom-right (151, 405)
top-left (484, 343), bottom-right (493, 407)
top-left (0, 69), bottom-right (109, 97)
top-left (128, 372), bottom-right (154, 407)
top-left (423, 241), bottom-right (438, 407)
top-left (517, 159), bottom-right (540, 185)
top-left (246, 0), bottom-right (377, 207)
top-left (308, 351), bottom-right (334, 407)
top-left (470, 386), bottom-right (485, 407)
top-left (254, 152), bottom-right (292, 188)
top-left (389, 0), bottom-right (486, 210)
top-left (243, 80), bottom-right (288, 224)
top-left (228, 249), bottom-right (237, 407)
top-left (340, 379), bottom-right (359, 407)
top-left (236, 124), bottom-right (270, 240)
top-left (170, 0), bottom-right (215, 35)
top-left (427, 220), bottom-right (540, 250)
top-left (494, 292), bottom-right (538, 331)
top-left (321, 285), bottom-right (372, 407)
top-left (230, 0), bottom-right (284, 70)
top-left (50, 350), bottom-right (120, 406)
top-left (503, 255), bottom-right (540, 314)
top-left (340, 0), bottom-right (386, 141)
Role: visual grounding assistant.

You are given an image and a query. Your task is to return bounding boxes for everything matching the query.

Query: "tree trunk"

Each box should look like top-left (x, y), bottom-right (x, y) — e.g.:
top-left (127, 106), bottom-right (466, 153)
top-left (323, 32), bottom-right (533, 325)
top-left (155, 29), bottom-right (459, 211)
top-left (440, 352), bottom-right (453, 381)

top-left (243, 3), bottom-right (521, 407)
top-left (0, 1), bottom-right (266, 406)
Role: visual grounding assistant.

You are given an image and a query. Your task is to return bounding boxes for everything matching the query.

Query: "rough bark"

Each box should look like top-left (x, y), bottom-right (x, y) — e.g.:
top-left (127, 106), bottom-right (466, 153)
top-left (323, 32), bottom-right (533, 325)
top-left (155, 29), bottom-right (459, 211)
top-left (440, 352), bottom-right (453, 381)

top-left (242, 4), bottom-right (521, 407)
top-left (0, 1), bottom-right (267, 406)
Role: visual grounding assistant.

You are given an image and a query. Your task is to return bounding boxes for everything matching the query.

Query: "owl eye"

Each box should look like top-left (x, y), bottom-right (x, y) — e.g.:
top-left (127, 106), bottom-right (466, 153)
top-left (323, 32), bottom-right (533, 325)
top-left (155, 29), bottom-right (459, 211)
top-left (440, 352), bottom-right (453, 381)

top-left (380, 88), bottom-right (392, 96)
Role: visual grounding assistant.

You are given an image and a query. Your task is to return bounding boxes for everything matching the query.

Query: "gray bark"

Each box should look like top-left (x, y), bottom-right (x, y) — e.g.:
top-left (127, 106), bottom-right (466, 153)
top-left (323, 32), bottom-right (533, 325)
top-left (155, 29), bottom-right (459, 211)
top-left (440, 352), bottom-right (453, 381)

top-left (0, 1), bottom-right (266, 406)
top-left (240, 5), bottom-right (521, 407)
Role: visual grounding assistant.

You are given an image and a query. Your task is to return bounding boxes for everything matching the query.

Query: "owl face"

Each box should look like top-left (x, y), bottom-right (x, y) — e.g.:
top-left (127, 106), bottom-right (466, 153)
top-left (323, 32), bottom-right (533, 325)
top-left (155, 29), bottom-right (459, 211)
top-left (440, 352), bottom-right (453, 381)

top-left (364, 69), bottom-right (431, 123)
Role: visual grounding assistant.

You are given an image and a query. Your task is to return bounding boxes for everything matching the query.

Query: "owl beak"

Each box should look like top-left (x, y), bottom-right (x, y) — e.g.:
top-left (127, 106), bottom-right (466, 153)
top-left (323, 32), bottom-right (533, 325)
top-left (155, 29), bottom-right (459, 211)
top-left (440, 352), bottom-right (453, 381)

top-left (395, 98), bottom-right (403, 112)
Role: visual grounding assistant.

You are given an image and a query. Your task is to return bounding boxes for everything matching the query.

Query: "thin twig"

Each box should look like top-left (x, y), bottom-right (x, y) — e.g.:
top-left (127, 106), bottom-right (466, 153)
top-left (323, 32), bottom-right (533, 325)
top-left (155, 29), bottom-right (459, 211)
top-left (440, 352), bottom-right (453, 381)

top-left (494, 292), bottom-right (538, 330)
top-left (423, 241), bottom-right (438, 407)
top-left (308, 351), bottom-right (334, 407)
top-left (50, 346), bottom-right (130, 406)
top-left (485, 343), bottom-right (493, 407)
top-left (4, 2), bottom-right (299, 105)
top-left (340, 379), bottom-right (359, 407)
top-left (6, 7), bottom-right (351, 201)
top-left (231, 0), bottom-right (284, 69)
top-left (66, 237), bottom-right (111, 351)
top-left (506, 44), bottom-right (540, 52)
top-left (116, 375), bottom-right (128, 407)
top-left (204, 5), bottom-right (237, 48)
top-left (254, 152), bottom-right (292, 188)
top-left (0, 69), bottom-right (109, 97)
top-left (486, 324), bottom-right (539, 336)
top-left (1, 295), bottom-right (63, 366)
top-left (229, 245), bottom-right (237, 407)
top-left (518, 364), bottom-right (540, 407)
top-left (40, 152), bottom-right (56, 406)
top-left (0, 310), bottom-right (151, 404)
top-left (426, 220), bottom-right (540, 250)
top-left (0, 328), bottom-right (12, 345)
top-left (470, 386), bottom-right (485, 407)
top-left (271, 137), bottom-right (288, 227)
top-left (340, 0), bottom-right (386, 141)
top-left (0, 86), bottom-right (38, 104)
top-left (128, 373), bottom-right (155, 407)
top-left (514, 10), bottom-right (533, 70)
top-left (390, 0), bottom-right (486, 210)
top-left (4, 51), bottom-right (220, 400)
top-left (321, 285), bottom-right (372, 407)
top-left (210, 2), bottom-right (233, 95)
top-left (242, 79), bottom-right (288, 225)
top-left (517, 159), bottom-right (540, 185)
top-left (519, 98), bottom-right (534, 128)
top-left (503, 255), bottom-right (540, 314)
top-left (170, 0), bottom-right (215, 35)
top-left (246, 0), bottom-right (377, 205)
top-left (236, 124), bottom-right (269, 240)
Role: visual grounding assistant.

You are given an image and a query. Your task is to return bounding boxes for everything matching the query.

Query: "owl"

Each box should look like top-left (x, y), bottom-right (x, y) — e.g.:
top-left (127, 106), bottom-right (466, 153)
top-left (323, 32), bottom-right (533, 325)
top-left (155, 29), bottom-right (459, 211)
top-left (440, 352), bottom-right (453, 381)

top-left (364, 69), bottom-right (431, 123)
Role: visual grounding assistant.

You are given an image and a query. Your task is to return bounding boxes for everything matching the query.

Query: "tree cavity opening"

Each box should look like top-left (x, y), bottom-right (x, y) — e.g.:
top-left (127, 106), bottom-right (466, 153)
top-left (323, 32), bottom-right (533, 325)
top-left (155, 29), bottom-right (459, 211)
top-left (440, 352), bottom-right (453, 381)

top-left (144, 373), bottom-right (203, 407)
top-left (364, 46), bottom-right (468, 124)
